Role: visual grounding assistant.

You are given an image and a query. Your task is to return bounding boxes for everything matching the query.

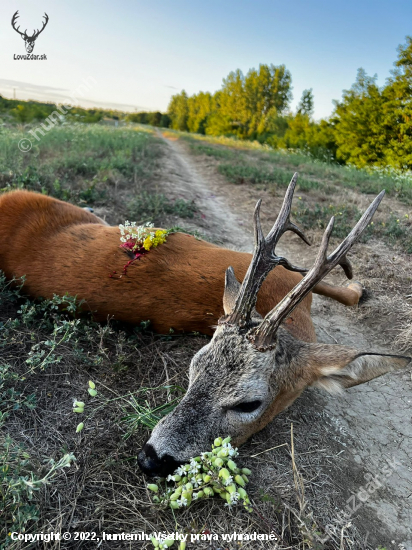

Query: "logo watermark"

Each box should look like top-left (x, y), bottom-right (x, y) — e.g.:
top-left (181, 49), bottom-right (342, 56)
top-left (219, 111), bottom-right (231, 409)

top-left (316, 454), bottom-right (401, 545)
top-left (12, 10), bottom-right (49, 58)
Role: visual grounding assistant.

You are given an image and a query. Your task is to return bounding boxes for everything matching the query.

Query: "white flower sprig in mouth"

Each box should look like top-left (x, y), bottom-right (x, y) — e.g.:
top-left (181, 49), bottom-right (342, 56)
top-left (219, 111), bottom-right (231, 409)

top-left (146, 436), bottom-right (253, 513)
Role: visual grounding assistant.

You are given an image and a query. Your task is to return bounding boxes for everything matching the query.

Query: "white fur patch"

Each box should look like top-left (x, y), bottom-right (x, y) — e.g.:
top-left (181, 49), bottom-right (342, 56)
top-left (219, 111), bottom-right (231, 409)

top-left (314, 354), bottom-right (408, 394)
top-left (312, 377), bottom-right (345, 394)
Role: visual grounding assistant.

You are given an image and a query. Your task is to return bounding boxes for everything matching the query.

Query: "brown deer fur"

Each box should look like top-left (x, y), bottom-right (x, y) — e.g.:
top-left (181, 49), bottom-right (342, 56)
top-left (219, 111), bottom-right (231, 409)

top-left (0, 190), bottom-right (362, 342)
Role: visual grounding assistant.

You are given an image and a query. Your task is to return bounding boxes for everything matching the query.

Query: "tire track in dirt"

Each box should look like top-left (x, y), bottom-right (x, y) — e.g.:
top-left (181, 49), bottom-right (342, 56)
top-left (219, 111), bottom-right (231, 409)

top-left (158, 132), bottom-right (412, 549)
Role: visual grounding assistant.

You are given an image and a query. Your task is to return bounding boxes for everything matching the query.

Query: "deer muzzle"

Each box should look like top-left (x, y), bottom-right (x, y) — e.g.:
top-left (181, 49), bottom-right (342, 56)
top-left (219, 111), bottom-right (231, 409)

top-left (137, 443), bottom-right (181, 477)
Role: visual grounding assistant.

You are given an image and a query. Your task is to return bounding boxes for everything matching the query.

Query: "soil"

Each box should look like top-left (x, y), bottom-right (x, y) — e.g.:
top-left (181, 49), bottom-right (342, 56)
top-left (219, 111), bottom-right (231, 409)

top-left (154, 132), bottom-right (412, 549)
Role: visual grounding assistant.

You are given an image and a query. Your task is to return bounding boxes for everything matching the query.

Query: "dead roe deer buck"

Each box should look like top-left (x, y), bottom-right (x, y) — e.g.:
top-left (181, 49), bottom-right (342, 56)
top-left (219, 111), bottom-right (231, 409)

top-left (137, 176), bottom-right (410, 476)
top-left (0, 175), bottom-right (409, 476)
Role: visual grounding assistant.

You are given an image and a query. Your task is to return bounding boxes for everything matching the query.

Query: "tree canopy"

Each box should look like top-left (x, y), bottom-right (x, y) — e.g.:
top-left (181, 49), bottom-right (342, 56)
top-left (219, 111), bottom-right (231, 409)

top-left (165, 39), bottom-right (412, 170)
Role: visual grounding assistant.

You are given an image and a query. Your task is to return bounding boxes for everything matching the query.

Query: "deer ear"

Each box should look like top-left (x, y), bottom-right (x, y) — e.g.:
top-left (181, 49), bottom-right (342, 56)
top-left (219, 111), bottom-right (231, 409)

top-left (223, 267), bottom-right (240, 315)
top-left (306, 344), bottom-right (411, 393)
top-left (223, 267), bottom-right (262, 320)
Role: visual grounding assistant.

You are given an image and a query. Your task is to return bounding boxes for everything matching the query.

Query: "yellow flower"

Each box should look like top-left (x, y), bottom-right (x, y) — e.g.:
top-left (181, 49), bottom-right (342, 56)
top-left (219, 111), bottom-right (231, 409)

top-left (152, 230), bottom-right (168, 248)
top-left (143, 236), bottom-right (153, 250)
top-left (119, 222), bottom-right (169, 253)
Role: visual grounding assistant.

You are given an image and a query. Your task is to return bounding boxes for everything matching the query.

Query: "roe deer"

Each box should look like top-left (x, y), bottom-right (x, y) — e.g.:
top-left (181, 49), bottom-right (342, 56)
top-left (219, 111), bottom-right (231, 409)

top-left (0, 177), bottom-right (362, 343)
top-left (137, 175), bottom-right (410, 477)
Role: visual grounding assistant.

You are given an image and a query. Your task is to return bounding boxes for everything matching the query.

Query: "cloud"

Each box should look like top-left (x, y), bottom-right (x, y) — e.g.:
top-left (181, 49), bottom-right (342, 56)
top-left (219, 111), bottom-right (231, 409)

top-left (0, 78), bottom-right (148, 112)
top-left (0, 78), bottom-right (67, 94)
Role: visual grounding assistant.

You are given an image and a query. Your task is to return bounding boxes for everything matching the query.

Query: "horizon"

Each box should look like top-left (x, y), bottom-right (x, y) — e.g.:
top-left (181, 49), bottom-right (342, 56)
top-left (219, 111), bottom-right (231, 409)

top-left (1, 0), bottom-right (411, 120)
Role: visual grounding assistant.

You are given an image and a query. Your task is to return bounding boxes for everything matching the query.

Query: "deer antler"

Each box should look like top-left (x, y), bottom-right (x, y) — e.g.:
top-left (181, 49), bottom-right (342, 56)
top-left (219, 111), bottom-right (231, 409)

top-left (248, 190), bottom-right (385, 350)
top-left (11, 11), bottom-right (25, 37)
top-left (32, 13), bottom-right (49, 40)
top-left (221, 173), bottom-right (310, 327)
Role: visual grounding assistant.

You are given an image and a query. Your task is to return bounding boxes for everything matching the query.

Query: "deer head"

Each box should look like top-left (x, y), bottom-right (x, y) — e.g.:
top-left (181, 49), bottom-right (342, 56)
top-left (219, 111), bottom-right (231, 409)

top-left (138, 174), bottom-right (411, 477)
top-left (12, 11), bottom-right (49, 54)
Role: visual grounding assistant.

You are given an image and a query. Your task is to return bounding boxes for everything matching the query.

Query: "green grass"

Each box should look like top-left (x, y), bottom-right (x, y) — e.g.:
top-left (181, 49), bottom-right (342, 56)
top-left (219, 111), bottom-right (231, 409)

top-left (0, 273), bottom-right (190, 547)
top-left (0, 277), bottom-right (82, 546)
top-left (293, 201), bottom-right (412, 253)
top-left (218, 163), bottom-right (317, 190)
top-left (121, 385), bottom-right (184, 435)
top-left (0, 435), bottom-right (75, 548)
top-left (177, 132), bottom-right (412, 253)
top-left (181, 132), bottom-right (412, 204)
top-left (0, 124), bottom-right (161, 205)
top-left (128, 191), bottom-right (197, 224)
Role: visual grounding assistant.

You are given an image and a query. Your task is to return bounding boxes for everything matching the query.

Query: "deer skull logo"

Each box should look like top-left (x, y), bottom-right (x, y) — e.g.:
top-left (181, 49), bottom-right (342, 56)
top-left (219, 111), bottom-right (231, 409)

top-left (11, 11), bottom-right (49, 53)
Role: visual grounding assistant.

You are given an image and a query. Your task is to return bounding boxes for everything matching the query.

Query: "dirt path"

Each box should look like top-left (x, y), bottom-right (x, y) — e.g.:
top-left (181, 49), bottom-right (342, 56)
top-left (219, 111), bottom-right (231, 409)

top-left (157, 133), bottom-right (412, 549)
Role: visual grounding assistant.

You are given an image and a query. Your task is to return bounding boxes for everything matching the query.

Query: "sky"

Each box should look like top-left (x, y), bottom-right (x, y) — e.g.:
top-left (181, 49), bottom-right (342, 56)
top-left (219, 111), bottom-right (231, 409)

top-left (0, 0), bottom-right (411, 119)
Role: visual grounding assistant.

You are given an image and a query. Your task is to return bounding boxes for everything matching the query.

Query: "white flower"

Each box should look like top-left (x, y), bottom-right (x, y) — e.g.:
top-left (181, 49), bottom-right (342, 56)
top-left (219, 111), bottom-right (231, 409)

top-left (224, 476), bottom-right (233, 486)
top-left (228, 447), bottom-right (238, 457)
top-left (189, 459), bottom-right (201, 474)
top-left (223, 442), bottom-right (238, 456)
top-left (118, 221), bottom-right (155, 245)
top-left (177, 496), bottom-right (188, 507)
top-left (175, 466), bottom-right (186, 476)
top-left (230, 492), bottom-right (240, 504)
top-left (224, 492), bottom-right (240, 507)
top-left (190, 476), bottom-right (198, 486)
top-left (166, 474), bottom-right (175, 482)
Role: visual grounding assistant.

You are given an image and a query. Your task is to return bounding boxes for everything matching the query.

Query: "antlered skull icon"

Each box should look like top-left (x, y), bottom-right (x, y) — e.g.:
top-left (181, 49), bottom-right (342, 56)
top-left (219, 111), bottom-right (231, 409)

top-left (11, 11), bottom-right (49, 53)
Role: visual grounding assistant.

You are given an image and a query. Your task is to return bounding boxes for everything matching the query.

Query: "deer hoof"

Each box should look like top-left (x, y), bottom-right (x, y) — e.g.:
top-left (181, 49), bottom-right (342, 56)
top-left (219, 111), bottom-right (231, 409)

top-left (345, 281), bottom-right (364, 305)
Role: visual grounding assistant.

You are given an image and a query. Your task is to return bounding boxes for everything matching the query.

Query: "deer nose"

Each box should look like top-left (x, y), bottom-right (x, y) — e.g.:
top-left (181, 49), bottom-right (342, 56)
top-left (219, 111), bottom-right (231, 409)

top-left (137, 443), bottom-right (181, 477)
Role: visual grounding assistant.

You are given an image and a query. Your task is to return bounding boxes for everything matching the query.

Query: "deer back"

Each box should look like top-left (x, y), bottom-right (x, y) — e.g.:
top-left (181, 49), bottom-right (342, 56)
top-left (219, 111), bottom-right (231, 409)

top-left (0, 190), bottom-right (315, 340)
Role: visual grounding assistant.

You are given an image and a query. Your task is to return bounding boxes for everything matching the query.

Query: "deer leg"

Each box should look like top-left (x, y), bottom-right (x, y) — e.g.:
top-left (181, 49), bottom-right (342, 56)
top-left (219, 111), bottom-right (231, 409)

top-left (312, 281), bottom-right (363, 307)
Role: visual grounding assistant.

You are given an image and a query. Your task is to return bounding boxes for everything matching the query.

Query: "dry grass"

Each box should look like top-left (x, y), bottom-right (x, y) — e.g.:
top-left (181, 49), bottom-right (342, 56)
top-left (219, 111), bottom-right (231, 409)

top-left (1, 282), bottom-right (376, 550)
top-left (340, 242), bottom-right (412, 355)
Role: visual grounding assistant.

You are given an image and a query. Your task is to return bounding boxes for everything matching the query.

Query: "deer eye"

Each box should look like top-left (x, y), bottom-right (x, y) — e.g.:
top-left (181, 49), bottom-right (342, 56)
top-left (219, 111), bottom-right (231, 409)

top-left (230, 400), bottom-right (262, 413)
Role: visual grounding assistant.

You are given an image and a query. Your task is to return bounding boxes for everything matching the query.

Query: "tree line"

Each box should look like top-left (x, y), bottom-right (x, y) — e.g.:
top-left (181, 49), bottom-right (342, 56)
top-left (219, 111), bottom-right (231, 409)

top-left (166, 36), bottom-right (412, 170)
top-left (2, 36), bottom-right (411, 171)
top-left (0, 96), bottom-right (128, 125)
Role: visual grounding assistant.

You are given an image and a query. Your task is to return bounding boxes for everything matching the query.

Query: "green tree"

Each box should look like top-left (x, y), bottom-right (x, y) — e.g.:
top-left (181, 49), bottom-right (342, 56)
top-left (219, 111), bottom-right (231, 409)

top-left (187, 92), bottom-right (213, 134)
top-left (212, 64), bottom-right (292, 139)
top-left (243, 64), bottom-right (292, 138)
top-left (380, 36), bottom-right (412, 168)
top-left (11, 104), bottom-right (35, 124)
top-left (297, 89), bottom-right (314, 116)
top-left (148, 111), bottom-right (162, 126)
top-left (218, 69), bottom-right (247, 136)
top-left (167, 91), bottom-right (189, 131)
top-left (332, 69), bottom-right (386, 166)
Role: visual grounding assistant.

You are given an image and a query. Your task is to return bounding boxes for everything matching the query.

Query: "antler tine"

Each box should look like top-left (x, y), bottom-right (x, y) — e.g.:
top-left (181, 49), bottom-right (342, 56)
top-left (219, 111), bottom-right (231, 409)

top-left (249, 190), bottom-right (386, 351)
top-left (253, 199), bottom-right (264, 247)
top-left (11, 11), bottom-right (25, 36)
top-left (32, 13), bottom-right (49, 39)
top-left (221, 173), bottom-right (310, 328)
top-left (266, 173), bottom-right (311, 246)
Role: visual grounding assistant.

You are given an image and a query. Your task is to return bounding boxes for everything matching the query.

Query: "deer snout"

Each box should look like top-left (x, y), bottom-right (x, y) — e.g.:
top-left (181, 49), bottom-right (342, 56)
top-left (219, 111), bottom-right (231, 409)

top-left (137, 443), bottom-right (180, 477)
